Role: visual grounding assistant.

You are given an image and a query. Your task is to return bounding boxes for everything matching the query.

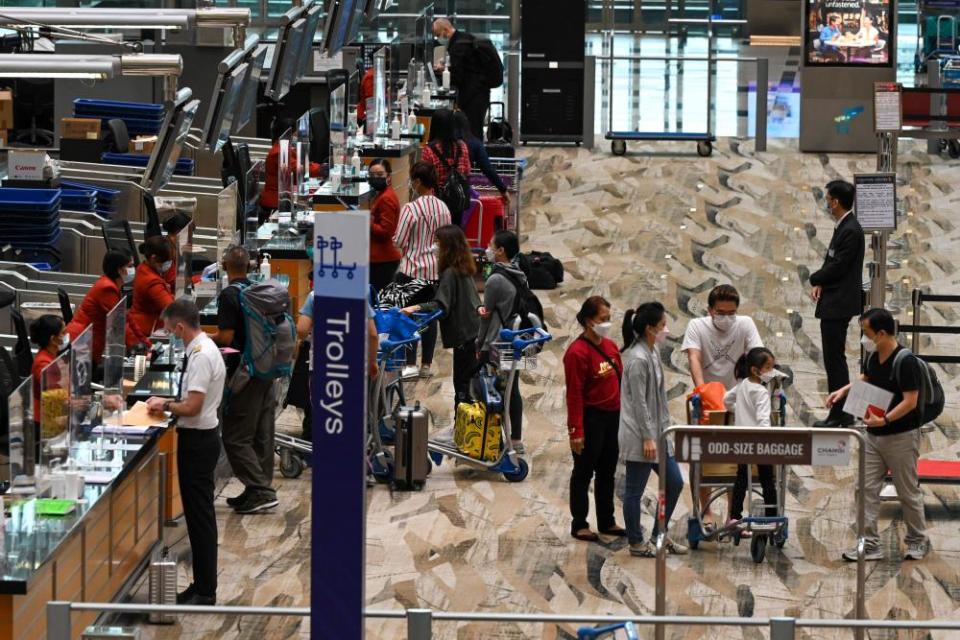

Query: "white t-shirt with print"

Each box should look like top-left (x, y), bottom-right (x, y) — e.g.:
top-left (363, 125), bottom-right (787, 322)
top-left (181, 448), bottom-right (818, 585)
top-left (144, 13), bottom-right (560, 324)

top-left (681, 315), bottom-right (763, 390)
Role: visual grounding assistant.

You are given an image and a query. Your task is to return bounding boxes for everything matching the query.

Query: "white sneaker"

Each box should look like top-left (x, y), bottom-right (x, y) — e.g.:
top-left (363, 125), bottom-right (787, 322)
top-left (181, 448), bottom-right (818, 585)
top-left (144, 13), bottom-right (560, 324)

top-left (843, 547), bottom-right (884, 562)
top-left (665, 537), bottom-right (689, 555)
top-left (904, 541), bottom-right (930, 560)
top-left (400, 366), bottom-right (420, 380)
top-left (880, 483), bottom-right (899, 500)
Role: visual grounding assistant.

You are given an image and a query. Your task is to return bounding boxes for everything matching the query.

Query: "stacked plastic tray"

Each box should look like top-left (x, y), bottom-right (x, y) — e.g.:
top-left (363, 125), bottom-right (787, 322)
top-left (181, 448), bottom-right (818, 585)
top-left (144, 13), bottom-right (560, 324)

top-left (61, 188), bottom-right (97, 213)
top-left (0, 188), bottom-right (62, 269)
top-left (73, 99), bottom-right (165, 136)
top-left (60, 179), bottom-right (121, 218)
top-left (100, 152), bottom-right (195, 177)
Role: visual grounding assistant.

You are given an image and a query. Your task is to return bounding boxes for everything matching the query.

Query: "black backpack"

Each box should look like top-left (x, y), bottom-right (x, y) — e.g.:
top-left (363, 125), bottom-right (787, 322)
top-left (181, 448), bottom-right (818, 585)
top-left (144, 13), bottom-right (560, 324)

top-left (432, 143), bottom-right (471, 217)
top-left (472, 38), bottom-right (504, 89)
top-left (494, 266), bottom-right (547, 335)
top-left (516, 251), bottom-right (564, 290)
top-left (870, 348), bottom-right (945, 426)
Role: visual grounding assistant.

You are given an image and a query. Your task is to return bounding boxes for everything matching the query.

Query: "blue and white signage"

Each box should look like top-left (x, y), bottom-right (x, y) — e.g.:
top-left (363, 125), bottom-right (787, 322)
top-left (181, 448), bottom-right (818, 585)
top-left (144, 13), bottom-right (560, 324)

top-left (312, 209), bottom-right (370, 639)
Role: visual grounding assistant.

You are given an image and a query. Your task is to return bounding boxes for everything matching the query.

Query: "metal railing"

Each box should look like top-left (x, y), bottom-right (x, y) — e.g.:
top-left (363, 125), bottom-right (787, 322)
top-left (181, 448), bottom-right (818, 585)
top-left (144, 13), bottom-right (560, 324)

top-left (45, 602), bottom-right (960, 639)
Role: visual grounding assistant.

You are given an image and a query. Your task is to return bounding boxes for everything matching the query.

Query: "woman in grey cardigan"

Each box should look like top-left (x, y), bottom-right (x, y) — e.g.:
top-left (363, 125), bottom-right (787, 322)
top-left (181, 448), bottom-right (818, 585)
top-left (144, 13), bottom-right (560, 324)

top-left (619, 302), bottom-right (687, 558)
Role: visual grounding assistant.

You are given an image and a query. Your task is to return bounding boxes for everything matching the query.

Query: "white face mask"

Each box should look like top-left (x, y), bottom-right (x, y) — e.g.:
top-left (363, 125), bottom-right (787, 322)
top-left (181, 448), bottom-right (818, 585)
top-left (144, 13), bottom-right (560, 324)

top-left (712, 314), bottom-right (736, 332)
top-left (861, 335), bottom-right (877, 352)
top-left (760, 369), bottom-right (777, 383)
top-left (430, 244), bottom-right (439, 256)
top-left (485, 247), bottom-right (496, 262)
top-left (655, 328), bottom-right (669, 343)
top-left (125, 266), bottom-right (136, 282)
top-left (160, 260), bottom-right (173, 273)
top-left (59, 333), bottom-right (70, 351)
top-left (593, 321), bottom-right (612, 338)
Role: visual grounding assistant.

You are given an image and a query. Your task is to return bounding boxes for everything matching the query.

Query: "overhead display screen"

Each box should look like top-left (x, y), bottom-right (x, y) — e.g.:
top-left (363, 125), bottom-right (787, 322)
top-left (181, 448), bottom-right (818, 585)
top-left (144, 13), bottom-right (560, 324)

top-left (805, 0), bottom-right (892, 66)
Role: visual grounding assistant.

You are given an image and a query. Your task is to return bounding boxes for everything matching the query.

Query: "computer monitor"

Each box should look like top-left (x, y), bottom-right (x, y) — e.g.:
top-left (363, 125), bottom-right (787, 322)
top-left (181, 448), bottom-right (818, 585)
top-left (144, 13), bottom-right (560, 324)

top-left (319, 0), bottom-right (341, 56)
top-left (235, 44), bottom-right (268, 132)
top-left (264, 6), bottom-right (306, 101)
top-left (201, 61), bottom-right (248, 152)
top-left (327, 0), bottom-right (362, 57)
top-left (141, 89), bottom-right (200, 196)
top-left (297, 2), bottom-right (324, 81)
top-left (276, 18), bottom-right (307, 101)
top-left (364, 0), bottom-right (384, 20)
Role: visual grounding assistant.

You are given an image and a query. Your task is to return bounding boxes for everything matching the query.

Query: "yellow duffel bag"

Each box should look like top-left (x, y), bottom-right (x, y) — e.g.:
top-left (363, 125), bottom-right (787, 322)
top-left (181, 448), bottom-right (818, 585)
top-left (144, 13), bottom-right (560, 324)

top-left (454, 402), bottom-right (502, 462)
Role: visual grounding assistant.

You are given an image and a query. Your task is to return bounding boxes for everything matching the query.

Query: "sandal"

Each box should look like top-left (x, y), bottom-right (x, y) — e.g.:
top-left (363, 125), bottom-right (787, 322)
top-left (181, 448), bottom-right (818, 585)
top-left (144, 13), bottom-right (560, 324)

top-left (599, 526), bottom-right (628, 537)
top-left (572, 529), bottom-right (600, 542)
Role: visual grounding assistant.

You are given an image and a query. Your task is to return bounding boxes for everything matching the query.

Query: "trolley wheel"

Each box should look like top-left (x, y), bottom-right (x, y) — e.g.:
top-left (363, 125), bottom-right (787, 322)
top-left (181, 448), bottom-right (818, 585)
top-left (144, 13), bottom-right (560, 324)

top-left (949, 140), bottom-right (960, 159)
top-left (611, 139), bottom-right (627, 156)
top-left (279, 450), bottom-right (304, 479)
top-left (697, 140), bottom-right (713, 157)
top-left (503, 457), bottom-right (529, 483)
top-left (751, 534), bottom-right (767, 563)
top-left (371, 450), bottom-right (395, 483)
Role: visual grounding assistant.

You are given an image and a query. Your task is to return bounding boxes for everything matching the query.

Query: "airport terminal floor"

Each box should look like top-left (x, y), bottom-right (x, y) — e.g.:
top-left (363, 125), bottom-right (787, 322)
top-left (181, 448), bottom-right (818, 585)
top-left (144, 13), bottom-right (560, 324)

top-left (113, 138), bottom-right (960, 639)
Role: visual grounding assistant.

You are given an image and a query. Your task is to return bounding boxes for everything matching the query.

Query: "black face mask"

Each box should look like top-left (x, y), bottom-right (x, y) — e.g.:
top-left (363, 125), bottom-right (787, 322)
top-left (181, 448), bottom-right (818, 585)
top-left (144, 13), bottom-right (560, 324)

top-left (368, 177), bottom-right (388, 192)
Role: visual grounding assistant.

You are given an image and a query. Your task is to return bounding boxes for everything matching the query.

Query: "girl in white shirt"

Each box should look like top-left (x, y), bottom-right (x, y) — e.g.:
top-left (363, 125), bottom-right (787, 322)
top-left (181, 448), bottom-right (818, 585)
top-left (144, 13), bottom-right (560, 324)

top-left (724, 346), bottom-right (779, 527)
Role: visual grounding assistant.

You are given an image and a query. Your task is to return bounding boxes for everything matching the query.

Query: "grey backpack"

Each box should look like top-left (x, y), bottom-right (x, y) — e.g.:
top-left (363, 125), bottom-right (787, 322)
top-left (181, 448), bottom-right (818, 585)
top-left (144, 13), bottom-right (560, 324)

top-left (228, 280), bottom-right (296, 393)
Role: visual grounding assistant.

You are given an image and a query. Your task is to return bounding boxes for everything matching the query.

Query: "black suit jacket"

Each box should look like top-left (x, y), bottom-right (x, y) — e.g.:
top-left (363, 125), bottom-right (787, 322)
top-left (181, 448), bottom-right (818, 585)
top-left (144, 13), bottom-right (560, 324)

top-left (810, 212), bottom-right (866, 319)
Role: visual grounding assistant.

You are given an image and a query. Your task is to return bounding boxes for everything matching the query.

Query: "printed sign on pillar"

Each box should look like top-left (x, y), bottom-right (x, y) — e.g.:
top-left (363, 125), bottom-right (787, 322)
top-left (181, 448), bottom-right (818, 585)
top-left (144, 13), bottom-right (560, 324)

top-left (311, 209), bottom-right (370, 639)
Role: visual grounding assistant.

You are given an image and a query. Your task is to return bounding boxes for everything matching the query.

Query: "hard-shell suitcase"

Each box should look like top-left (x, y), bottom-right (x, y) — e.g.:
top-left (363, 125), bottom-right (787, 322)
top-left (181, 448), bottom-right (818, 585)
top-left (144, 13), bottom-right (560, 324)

top-left (464, 195), bottom-right (505, 250)
top-left (393, 402), bottom-right (429, 490)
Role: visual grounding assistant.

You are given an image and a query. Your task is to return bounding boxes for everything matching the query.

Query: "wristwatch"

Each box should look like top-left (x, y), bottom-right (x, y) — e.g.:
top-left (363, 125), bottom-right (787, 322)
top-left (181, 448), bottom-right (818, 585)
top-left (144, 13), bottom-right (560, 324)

top-left (163, 400), bottom-right (173, 414)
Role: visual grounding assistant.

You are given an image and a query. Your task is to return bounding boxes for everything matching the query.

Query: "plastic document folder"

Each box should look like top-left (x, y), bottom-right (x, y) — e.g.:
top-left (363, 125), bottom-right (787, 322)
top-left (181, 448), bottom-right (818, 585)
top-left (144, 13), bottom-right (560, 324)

top-left (843, 380), bottom-right (894, 420)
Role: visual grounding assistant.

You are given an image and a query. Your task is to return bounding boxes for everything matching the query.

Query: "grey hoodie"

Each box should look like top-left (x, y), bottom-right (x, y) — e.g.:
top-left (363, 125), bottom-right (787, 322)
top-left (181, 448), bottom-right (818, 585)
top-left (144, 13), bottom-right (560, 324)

top-left (478, 261), bottom-right (527, 352)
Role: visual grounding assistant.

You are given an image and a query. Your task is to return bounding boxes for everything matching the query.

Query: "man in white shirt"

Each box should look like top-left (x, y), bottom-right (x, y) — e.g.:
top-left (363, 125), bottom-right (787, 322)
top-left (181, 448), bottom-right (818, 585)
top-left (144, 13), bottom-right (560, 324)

top-left (147, 298), bottom-right (226, 606)
top-left (681, 284), bottom-right (764, 526)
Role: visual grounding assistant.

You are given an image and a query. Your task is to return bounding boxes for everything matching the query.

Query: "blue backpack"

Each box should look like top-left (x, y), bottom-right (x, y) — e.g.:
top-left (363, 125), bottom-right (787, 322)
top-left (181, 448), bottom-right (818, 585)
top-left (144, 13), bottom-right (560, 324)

top-left (228, 279), bottom-right (296, 393)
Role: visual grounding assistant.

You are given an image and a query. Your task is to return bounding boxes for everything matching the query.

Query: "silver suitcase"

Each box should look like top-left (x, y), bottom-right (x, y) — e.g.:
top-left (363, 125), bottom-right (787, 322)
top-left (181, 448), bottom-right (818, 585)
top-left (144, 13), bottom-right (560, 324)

top-left (393, 403), bottom-right (429, 490)
top-left (148, 549), bottom-right (177, 624)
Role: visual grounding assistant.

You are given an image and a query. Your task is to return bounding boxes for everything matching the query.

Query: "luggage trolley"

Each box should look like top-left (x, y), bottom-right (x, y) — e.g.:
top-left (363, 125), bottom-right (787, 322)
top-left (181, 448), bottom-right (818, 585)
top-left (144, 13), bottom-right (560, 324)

top-left (914, 0), bottom-right (960, 72)
top-left (464, 156), bottom-right (525, 249)
top-left (685, 379), bottom-right (790, 562)
top-left (427, 322), bottom-right (551, 482)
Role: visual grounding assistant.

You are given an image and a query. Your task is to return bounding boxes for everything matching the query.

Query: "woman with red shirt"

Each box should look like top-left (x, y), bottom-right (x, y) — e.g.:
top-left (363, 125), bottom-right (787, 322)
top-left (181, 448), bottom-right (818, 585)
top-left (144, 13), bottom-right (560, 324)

top-left (29, 314), bottom-right (66, 422)
top-left (130, 236), bottom-right (176, 339)
top-left (66, 250), bottom-right (146, 363)
top-left (420, 109), bottom-right (472, 226)
top-left (563, 296), bottom-right (626, 542)
top-left (261, 118), bottom-right (321, 219)
top-left (368, 158), bottom-right (401, 291)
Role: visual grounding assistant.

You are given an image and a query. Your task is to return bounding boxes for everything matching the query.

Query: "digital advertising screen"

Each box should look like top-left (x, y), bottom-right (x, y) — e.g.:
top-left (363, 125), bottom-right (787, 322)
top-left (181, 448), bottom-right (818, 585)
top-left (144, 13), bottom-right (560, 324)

top-left (805, 0), bottom-right (893, 66)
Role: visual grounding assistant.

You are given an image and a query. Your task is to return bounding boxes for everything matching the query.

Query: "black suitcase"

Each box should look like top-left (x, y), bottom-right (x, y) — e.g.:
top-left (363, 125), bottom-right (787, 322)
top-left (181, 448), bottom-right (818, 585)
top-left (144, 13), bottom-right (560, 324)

top-left (393, 403), bottom-right (430, 490)
top-left (483, 142), bottom-right (515, 159)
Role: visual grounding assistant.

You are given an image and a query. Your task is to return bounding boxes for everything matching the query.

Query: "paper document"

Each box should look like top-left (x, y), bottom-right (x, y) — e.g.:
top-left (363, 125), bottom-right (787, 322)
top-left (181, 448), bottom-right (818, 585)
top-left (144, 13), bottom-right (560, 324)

top-left (120, 401), bottom-right (169, 428)
top-left (843, 380), bottom-right (894, 420)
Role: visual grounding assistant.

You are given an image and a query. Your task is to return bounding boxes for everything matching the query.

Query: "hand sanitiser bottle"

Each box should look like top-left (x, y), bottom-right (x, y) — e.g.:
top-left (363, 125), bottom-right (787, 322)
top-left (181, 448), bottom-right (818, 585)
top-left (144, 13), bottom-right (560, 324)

top-left (442, 55), bottom-right (451, 90)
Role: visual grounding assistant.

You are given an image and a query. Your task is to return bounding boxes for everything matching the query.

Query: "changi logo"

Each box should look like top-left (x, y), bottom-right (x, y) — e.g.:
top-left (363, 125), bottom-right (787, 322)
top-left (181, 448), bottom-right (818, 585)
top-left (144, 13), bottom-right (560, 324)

top-left (315, 235), bottom-right (357, 279)
top-left (834, 105), bottom-right (864, 135)
top-left (815, 439), bottom-right (847, 458)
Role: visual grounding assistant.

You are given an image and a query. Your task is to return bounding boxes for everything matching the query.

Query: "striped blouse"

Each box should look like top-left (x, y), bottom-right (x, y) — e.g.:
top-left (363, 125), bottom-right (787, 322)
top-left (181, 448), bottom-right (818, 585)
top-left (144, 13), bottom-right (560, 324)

top-left (393, 194), bottom-right (452, 281)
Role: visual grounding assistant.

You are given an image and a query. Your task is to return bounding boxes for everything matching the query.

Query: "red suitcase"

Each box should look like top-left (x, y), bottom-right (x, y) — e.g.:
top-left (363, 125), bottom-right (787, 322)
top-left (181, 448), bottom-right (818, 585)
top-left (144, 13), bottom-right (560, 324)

top-left (464, 195), bottom-right (504, 249)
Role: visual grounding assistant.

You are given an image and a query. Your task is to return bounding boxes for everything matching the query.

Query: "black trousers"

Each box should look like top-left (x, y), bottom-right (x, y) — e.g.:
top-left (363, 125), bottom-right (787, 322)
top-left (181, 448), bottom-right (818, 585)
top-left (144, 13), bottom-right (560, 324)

top-left (508, 373), bottom-right (522, 441)
top-left (820, 317), bottom-right (852, 419)
top-left (370, 260), bottom-right (400, 293)
top-left (453, 339), bottom-right (478, 411)
top-left (177, 427), bottom-right (221, 597)
top-left (731, 464), bottom-right (778, 520)
top-left (460, 92), bottom-right (490, 140)
top-left (570, 408), bottom-right (620, 533)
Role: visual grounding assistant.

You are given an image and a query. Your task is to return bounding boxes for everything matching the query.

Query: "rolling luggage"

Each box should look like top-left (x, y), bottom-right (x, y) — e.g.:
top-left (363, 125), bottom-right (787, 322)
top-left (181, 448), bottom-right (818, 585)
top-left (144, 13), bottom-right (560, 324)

top-left (464, 195), bottom-right (505, 250)
top-left (485, 102), bottom-right (513, 146)
top-left (393, 403), bottom-right (430, 490)
top-left (454, 401), bottom-right (503, 462)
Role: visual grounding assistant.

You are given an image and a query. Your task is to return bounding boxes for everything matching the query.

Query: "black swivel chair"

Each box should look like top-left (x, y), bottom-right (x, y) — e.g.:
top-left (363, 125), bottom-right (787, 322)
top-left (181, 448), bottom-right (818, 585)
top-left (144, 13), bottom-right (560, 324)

top-left (12, 78), bottom-right (54, 147)
top-left (103, 119), bottom-right (130, 154)
top-left (11, 310), bottom-right (32, 379)
top-left (56, 288), bottom-right (73, 324)
top-left (101, 219), bottom-right (139, 266)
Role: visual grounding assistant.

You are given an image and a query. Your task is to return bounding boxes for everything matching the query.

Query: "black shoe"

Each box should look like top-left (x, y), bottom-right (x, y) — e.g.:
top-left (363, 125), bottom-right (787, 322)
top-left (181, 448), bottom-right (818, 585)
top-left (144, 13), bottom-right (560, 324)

top-left (233, 491), bottom-right (279, 514)
top-left (226, 488), bottom-right (251, 508)
top-left (813, 416), bottom-right (854, 428)
top-left (176, 584), bottom-right (196, 605)
top-left (180, 591), bottom-right (216, 606)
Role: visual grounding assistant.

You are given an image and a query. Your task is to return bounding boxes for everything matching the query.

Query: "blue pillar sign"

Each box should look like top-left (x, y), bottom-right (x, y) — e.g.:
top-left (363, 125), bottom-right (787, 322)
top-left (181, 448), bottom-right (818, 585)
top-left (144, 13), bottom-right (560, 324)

top-left (312, 209), bottom-right (370, 639)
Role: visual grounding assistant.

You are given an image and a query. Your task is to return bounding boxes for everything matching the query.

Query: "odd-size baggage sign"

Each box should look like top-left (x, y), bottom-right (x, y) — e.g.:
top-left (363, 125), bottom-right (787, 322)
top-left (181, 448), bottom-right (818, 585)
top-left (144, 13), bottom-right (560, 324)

top-left (312, 210), bottom-right (369, 639)
top-left (674, 428), bottom-right (851, 466)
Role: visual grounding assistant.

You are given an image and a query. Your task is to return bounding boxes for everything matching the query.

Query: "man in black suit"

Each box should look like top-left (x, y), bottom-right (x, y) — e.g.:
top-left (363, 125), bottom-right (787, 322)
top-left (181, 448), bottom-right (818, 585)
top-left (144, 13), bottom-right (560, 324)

top-left (433, 18), bottom-right (491, 139)
top-left (810, 180), bottom-right (866, 428)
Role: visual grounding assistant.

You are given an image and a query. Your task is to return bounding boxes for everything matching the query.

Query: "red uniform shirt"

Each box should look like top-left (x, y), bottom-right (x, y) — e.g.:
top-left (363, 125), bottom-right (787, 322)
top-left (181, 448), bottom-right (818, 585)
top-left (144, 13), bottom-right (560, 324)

top-left (563, 336), bottom-right (623, 440)
top-left (357, 68), bottom-right (374, 121)
top-left (129, 262), bottom-right (175, 339)
top-left (370, 186), bottom-right (401, 264)
top-left (66, 275), bottom-right (143, 363)
top-left (261, 143), bottom-right (322, 210)
top-left (32, 348), bottom-right (58, 421)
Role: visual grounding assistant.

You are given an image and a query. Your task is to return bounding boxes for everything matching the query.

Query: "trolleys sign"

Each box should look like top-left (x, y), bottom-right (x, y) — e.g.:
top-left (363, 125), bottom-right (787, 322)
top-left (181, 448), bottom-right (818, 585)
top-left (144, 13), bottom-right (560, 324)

top-left (676, 430), bottom-right (849, 466)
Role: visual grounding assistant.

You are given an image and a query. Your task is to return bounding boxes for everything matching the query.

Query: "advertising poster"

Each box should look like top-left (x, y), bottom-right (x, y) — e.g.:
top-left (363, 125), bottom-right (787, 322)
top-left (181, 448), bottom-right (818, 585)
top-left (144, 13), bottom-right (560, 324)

top-left (806, 0), bottom-right (892, 66)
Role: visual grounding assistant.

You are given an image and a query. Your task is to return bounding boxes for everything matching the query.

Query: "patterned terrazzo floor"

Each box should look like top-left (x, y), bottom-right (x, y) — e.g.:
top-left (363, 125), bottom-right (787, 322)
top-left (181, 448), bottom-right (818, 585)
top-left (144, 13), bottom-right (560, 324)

top-left (122, 138), bottom-right (960, 639)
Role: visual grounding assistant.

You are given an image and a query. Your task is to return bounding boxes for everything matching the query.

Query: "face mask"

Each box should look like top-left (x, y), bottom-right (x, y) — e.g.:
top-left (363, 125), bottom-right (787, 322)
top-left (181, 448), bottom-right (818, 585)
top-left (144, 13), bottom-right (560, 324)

top-left (861, 335), bottom-right (877, 352)
top-left (712, 314), bottom-right (736, 332)
top-left (437, 36), bottom-right (449, 46)
top-left (160, 260), bottom-right (173, 273)
top-left (58, 333), bottom-right (70, 352)
top-left (430, 243), bottom-right (439, 256)
top-left (485, 247), bottom-right (496, 262)
top-left (124, 266), bottom-right (136, 283)
top-left (368, 176), bottom-right (388, 192)
top-left (760, 369), bottom-right (777, 383)
top-left (655, 328), bottom-right (669, 344)
top-left (593, 321), bottom-right (612, 338)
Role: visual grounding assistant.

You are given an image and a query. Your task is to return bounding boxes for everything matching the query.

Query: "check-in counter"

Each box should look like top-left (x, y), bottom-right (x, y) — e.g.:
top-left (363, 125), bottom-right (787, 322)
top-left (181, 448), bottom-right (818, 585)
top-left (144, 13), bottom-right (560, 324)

top-left (0, 427), bottom-right (176, 640)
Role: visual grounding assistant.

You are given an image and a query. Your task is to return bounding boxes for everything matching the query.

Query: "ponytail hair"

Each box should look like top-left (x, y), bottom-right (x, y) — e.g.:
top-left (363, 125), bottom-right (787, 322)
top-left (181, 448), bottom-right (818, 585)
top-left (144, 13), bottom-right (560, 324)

top-left (621, 301), bottom-right (665, 351)
top-left (734, 346), bottom-right (775, 380)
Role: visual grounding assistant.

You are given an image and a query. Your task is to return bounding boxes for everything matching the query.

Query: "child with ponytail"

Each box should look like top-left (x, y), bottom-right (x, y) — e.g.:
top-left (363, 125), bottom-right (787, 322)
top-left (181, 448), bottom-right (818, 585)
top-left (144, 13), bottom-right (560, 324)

top-left (724, 346), bottom-right (779, 529)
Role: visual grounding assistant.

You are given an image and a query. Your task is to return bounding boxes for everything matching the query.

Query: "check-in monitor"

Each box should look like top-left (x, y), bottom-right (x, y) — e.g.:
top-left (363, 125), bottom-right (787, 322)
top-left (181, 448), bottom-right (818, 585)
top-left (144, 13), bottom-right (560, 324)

top-left (235, 44), bottom-right (268, 132)
top-left (276, 18), bottom-right (307, 101)
top-left (202, 61), bottom-right (247, 152)
top-left (265, 7), bottom-right (305, 101)
top-left (327, 0), bottom-right (363, 57)
top-left (141, 89), bottom-right (200, 195)
top-left (297, 2), bottom-right (324, 81)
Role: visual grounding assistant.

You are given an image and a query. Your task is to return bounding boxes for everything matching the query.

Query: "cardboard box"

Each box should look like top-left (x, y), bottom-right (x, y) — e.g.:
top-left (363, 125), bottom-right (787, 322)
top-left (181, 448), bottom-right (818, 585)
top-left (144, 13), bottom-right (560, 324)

top-left (61, 117), bottom-right (102, 141)
top-left (0, 90), bottom-right (12, 131)
top-left (131, 135), bottom-right (158, 154)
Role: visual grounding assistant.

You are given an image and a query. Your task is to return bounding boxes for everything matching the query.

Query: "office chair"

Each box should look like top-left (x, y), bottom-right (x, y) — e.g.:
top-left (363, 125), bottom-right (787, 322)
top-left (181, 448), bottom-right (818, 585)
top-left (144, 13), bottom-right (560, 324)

top-left (309, 107), bottom-right (330, 164)
top-left (103, 119), bottom-right (130, 154)
top-left (12, 78), bottom-right (54, 147)
top-left (56, 288), bottom-right (73, 324)
top-left (11, 310), bottom-right (32, 379)
top-left (101, 219), bottom-right (140, 266)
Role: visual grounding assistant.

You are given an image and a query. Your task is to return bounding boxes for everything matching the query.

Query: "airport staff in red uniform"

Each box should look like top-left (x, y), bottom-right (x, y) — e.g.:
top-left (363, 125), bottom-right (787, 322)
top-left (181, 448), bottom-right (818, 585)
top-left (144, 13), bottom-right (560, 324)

top-left (66, 250), bottom-right (146, 363)
top-left (29, 314), bottom-right (66, 421)
top-left (130, 236), bottom-right (176, 340)
top-left (261, 118), bottom-right (321, 218)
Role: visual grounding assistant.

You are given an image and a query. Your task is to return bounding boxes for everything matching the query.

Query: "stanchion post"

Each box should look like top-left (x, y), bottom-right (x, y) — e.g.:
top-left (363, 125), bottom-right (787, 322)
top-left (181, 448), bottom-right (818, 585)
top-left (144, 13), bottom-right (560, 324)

top-left (755, 58), bottom-right (768, 152)
top-left (855, 430), bottom-right (867, 640)
top-left (47, 601), bottom-right (72, 640)
top-left (408, 608), bottom-right (433, 639)
top-left (770, 617), bottom-right (796, 640)
top-left (912, 288), bottom-right (921, 352)
top-left (583, 55), bottom-right (596, 150)
top-left (654, 429), bottom-right (670, 640)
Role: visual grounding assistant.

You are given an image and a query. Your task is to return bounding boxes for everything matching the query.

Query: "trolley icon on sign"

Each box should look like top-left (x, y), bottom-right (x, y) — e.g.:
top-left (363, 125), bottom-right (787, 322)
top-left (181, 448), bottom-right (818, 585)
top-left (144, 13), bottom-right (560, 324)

top-left (315, 235), bottom-right (357, 279)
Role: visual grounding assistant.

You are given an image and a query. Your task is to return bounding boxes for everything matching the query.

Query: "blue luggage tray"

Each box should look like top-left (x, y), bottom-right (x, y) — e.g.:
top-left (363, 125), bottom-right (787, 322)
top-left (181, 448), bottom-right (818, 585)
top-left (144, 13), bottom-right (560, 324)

top-left (101, 153), bottom-right (194, 175)
top-left (0, 188), bottom-right (61, 211)
top-left (73, 99), bottom-right (165, 118)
